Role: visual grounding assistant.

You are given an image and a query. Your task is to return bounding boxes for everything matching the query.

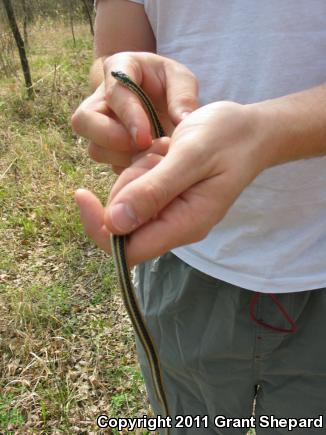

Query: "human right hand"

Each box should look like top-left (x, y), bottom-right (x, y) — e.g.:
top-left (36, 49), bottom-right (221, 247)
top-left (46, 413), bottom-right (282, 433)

top-left (75, 100), bottom-right (268, 266)
top-left (71, 51), bottom-right (198, 173)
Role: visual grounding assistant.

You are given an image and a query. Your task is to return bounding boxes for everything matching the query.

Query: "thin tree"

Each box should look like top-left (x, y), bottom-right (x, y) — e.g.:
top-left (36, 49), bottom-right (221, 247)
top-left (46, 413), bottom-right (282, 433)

top-left (2, 0), bottom-right (33, 98)
top-left (21, 0), bottom-right (29, 48)
top-left (69, 0), bottom-right (76, 47)
top-left (81, 0), bottom-right (94, 36)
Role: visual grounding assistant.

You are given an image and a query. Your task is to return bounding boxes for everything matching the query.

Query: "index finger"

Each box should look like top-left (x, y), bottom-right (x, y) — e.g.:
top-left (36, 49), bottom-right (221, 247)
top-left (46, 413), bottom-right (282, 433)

top-left (104, 58), bottom-right (154, 150)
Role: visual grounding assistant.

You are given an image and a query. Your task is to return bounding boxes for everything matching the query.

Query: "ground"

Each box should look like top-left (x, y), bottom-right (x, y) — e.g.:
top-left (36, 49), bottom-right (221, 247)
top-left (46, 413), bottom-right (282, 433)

top-left (0, 21), bottom-right (150, 434)
top-left (0, 20), bottom-right (255, 435)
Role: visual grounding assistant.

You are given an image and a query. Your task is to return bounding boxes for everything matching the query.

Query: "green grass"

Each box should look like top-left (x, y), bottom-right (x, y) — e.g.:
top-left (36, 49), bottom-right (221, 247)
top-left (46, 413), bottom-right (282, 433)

top-left (0, 393), bottom-right (25, 431)
top-left (0, 19), bottom-right (257, 435)
top-left (0, 19), bottom-right (150, 433)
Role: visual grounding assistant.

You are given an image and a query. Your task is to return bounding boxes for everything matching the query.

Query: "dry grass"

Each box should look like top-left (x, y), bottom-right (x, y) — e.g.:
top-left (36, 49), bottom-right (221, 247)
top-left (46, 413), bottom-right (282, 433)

top-left (0, 21), bottom-right (151, 433)
top-left (0, 20), bottom-right (256, 435)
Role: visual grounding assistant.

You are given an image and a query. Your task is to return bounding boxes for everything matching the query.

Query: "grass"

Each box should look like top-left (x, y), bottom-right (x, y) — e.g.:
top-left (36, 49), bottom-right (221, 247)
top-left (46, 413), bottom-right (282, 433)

top-left (0, 20), bottom-right (150, 433)
top-left (0, 20), bottom-right (256, 434)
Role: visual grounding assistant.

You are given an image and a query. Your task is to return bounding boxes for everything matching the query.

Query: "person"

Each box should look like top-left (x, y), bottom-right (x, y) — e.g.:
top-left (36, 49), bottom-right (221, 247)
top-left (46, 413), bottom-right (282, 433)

top-left (72, 1), bottom-right (326, 433)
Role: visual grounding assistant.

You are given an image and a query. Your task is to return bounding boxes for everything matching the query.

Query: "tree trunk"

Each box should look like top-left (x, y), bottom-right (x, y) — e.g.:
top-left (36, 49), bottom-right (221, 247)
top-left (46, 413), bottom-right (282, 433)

top-left (69, 0), bottom-right (76, 47)
top-left (22, 0), bottom-right (29, 48)
top-left (2, 0), bottom-right (33, 99)
top-left (81, 0), bottom-right (94, 36)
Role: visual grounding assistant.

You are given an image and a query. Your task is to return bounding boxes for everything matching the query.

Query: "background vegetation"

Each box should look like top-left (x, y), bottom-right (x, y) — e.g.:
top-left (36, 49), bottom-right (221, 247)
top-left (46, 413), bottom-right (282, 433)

top-left (0, 2), bottom-right (150, 433)
top-left (0, 2), bottom-right (255, 433)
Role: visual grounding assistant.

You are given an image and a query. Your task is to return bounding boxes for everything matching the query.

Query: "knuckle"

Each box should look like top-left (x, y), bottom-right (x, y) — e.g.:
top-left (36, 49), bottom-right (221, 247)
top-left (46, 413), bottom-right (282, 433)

top-left (88, 142), bottom-right (101, 162)
top-left (188, 69), bottom-right (197, 81)
top-left (71, 108), bottom-right (86, 135)
top-left (103, 54), bottom-right (117, 73)
top-left (194, 227), bottom-right (210, 242)
top-left (143, 180), bottom-right (169, 217)
top-left (188, 227), bottom-right (210, 244)
top-left (103, 52), bottom-right (126, 69)
top-left (180, 67), bottom-right (197, 87)
top-left (105, 81), bottom-right (114, 101)
top-left (121, 166), bottom-right (135, 180)
top-left (170, 60), bottom-right (198, 85)
top-left (111, 165), bottom-right (125, 175)
top-left (187, 211), bottom-right (211, 243)
top-left (103, 56), bottom-right (111, 70)
top-left (143, 153), bottom-right (163, 168)
top-left (177, 93), bottom-right (197, 108)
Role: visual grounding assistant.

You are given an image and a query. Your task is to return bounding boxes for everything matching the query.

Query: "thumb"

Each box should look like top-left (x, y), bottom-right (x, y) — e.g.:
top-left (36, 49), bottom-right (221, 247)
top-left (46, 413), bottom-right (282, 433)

top-left (164, 62), bottom-right (199, 123)
top-left (104, 148), bottom-right (199, 235)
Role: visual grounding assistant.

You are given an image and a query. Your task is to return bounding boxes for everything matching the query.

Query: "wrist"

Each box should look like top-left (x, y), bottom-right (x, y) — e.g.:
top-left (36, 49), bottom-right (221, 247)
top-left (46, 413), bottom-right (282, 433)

top-left (249, 99), bottom-right (297, 169)
top-left (247, 101), bottom-right (282, 170)
top-left (249, 85), bottom-right (326, 168)
top-left (234, 103), bottom-right (275, 175)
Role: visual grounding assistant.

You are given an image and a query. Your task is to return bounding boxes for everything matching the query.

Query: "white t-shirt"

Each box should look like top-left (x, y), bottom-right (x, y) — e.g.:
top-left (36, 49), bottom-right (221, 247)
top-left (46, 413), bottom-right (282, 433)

top-left (96, 0), bottom-right (326, 293)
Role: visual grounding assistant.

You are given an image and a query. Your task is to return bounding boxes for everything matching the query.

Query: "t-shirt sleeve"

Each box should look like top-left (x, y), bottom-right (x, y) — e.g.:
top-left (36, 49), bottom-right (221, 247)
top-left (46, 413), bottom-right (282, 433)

top-left (94, 0), bottom-right (144, 10)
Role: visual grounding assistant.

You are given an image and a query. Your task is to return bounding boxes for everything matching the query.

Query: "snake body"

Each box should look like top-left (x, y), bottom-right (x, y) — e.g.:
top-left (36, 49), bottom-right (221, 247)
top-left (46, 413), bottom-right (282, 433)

top-left (110, 71), bottom-right (170, 433)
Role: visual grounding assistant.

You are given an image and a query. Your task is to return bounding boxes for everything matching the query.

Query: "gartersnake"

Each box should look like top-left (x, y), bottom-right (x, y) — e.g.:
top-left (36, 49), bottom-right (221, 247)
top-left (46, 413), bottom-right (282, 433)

top-left (110, 71), bottom-right (170, 434)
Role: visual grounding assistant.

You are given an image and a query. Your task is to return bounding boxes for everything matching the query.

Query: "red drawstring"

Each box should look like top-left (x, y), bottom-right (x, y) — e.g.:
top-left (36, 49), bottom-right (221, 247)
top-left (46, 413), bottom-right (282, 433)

top-left (249, 292), bottom-right (297, 333)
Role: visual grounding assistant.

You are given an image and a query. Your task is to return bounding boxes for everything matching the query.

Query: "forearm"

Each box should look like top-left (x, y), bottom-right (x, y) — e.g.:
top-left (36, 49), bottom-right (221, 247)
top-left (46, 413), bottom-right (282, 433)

top-left (89, 0), bottom-right (155, 92)
top-left (253, 83), bottom-right (326, 168)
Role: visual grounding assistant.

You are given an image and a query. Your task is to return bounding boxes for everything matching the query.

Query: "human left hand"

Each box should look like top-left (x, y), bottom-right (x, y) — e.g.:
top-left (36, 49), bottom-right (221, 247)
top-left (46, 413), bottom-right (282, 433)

top-left (75, 101), bottom-right (268, 265)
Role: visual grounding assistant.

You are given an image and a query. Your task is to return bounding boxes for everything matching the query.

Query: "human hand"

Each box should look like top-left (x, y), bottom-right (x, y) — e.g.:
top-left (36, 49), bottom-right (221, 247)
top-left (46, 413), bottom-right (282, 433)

top-left (75, 101), bottom-right (269, 266)
top-left (71, 51), bottom-right (198, 173)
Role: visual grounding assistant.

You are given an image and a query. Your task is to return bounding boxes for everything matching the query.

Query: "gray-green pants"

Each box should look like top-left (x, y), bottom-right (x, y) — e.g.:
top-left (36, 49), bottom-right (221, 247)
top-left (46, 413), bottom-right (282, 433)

top-left (133, 252), bottom-right (326, 434)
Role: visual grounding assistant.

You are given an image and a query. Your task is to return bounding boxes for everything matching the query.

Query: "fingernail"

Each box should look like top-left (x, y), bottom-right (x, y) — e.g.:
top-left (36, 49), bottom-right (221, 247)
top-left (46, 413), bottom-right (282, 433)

top-left (110, 202), bottom-right (139, 233)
